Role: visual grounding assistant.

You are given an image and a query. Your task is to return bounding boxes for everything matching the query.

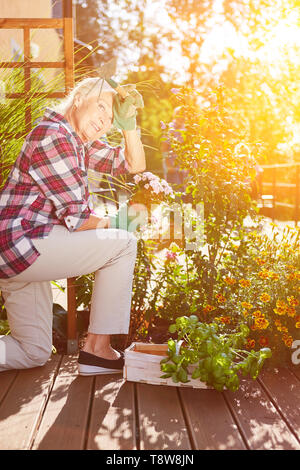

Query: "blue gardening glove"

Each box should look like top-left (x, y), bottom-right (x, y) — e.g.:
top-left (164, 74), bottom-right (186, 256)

top-left (113, 85), bottom-right (144, 131)
top-left (108, 202), bottom-right (147, 232)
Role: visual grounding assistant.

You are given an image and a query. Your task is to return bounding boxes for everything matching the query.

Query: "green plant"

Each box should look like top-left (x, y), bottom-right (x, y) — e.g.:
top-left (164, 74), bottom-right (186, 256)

top-left (160, 314), bottom-right (272, 391)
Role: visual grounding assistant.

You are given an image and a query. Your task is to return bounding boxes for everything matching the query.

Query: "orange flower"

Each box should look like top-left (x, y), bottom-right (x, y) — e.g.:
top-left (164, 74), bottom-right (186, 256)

top-left (246, 338), bottom-right (255, 350)
top-left (253, 310), bottom-right (263, 318)
top-left (260, 293), bottom-right (271, 303)
top-left (242, 310), bottom-right (249, 317)
top-left (259, 336), bottom-right (269, 347)
top-left (287, 296), bottom-right (299, 307)
top-left (276, 300), bottom-right (287, 308)
top-left (287, 307), bottom-right (296, 317)
top-left (219, 316), bottom-right (231, 324)
top-left (285, 273), bottom-right (295, 281)
top-left (254, 317), bottom-right (269, 329)
top-left (255, 257), bottom-right (266, 266)
top-left (258, 270), bottom-right (270, 279)
top-left (239, 279), bottom-right (251, 287)
top-left (241, 302), bottom-right (253, 309)
top-left (283, 336), bottom-right (293, 347)
top-left (203, 304), bottom-right (216, 314)
top-left (269, 271), bottom-right (279, 281)
top-left (224, 276), bottom-right (236, 285)
top-left (273, 307), bottom-right (286, 316)
top-left (215, 293), bottom-right (226, 303)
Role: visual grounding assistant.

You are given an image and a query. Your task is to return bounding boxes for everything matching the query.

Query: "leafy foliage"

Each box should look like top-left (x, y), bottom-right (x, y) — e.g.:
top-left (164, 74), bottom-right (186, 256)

top-left (160, 314), bottom-right (272, 391)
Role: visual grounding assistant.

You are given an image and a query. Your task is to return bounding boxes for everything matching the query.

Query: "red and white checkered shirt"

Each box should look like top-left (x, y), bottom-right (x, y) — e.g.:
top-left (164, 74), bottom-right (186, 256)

top-left (0, 108), bottom-right (129, 278)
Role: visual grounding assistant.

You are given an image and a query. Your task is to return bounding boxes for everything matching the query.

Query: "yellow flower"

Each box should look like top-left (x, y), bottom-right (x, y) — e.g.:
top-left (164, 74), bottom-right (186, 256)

top-left (255, 257), bottom-right (266, 266)
top-left (276, 300), bottom-right (287, 309)
top-left (254, 317), bottom-right (269, 330)
top-left (203, 304), bottom-right (216, 314)
top-left (273, 307), bottom-right (286, 316)
top-left (253, 310), bottom-right (263, 318)
top-left (285, 273), bottom-right (295, 281)
top-left (260, 293), bottom-right (271, 303)
top-left (258, 270), bottom-right (270, 279)
top-left (287, 307), bottom-right (296, 318)
top-left (215, 293), bottom-right (226, 303)
top-left (295, 322), bottom-right (300, 328)
top-left (241, 302), bottom-right (253, 309)
top-left (242, 310), bottom-right (249, 317)
top-left (269, 271), bottom-right (279, 281)
top-left (239, 279), bottom-right (251, 287)
top-left (283, 336), bottom-right (293, 347)
top-left (224, 276), bottom-right (236, 285)
top-left (295, 271), bottom-right (300, 280)
top-left (287, 296), bottom-right (299, 307)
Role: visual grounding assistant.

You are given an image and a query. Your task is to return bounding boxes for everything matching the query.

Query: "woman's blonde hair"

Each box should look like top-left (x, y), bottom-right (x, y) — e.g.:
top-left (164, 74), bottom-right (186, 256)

top-left (53, 77), bottom-right (116, 115)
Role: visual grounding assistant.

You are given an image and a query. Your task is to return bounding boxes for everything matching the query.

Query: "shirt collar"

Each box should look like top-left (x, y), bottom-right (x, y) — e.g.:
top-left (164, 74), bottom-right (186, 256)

top-left (42, 107), bottom-right (83, 147)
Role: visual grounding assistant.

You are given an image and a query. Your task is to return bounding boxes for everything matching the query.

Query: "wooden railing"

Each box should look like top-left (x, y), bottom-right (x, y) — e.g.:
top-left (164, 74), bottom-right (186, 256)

top-left (257, 162), bottom-right (300, 226)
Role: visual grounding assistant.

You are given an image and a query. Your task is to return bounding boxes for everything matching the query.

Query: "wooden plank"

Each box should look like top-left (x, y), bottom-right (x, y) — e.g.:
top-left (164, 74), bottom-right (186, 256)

top-left (63, 17), bottom-right (74, 94)
top-left (5, 92), bottom-right (65, 99)
top-left (0, 19), bottom-right (64, 29)
top-left (32, 355), bottom-right (93, 450)
top-left (87, 376), bottom-right (136, 450)
top-left (258, 368), bottom-right (300, 443)
top-left (0, 355), bottom-right (60, 450)
top-left (0, 62), bottom-right (65, 69)
top-left (179, 388), bottom-right (246, 450)
top-left (290, 367), bottom-right (300, 381)
top-left (137, 384), bottom-right (191, 450)
top-left (0, 370), bottom-right (18, 403)
top-left (224, 378), bottom-right (300, 450)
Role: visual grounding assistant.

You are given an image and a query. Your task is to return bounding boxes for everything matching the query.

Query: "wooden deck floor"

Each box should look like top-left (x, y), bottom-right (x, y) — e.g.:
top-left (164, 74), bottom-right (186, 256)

top-left (0, 355), bottom-right (299, 450)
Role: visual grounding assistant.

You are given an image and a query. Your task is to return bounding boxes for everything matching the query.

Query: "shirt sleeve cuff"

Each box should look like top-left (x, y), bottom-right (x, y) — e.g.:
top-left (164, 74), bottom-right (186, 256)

top-left (63, 204), bottom-right (91, 232)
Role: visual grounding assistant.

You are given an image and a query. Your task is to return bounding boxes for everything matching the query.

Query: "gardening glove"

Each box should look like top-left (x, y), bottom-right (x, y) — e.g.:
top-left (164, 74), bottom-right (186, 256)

top-left (108, 202), bottom-right (147, 232)
top-left (113, 84), bottom-right (144, 131)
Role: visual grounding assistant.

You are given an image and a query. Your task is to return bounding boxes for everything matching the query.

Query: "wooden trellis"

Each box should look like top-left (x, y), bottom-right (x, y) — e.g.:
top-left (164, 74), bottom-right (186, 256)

top-left (0, 16), bottom-right (74, 135)
top-left (0, 5), bottom-right (79, 354)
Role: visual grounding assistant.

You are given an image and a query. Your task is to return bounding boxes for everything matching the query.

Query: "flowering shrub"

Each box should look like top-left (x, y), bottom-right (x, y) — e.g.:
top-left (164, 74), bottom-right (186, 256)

top-left (131, 171), bottom-right (174, 207)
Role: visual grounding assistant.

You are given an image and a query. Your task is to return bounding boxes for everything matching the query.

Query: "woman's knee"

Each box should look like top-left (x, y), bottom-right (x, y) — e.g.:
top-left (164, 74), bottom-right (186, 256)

top-left (22, 343), bottom-right (52, 368)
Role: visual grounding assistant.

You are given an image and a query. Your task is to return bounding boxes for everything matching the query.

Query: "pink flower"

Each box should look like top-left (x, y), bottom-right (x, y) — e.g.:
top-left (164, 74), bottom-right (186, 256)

top-left (171, 88), bottom-right (180, 94)
top-left (166, 251), bottom-right (177, 262)
top-left (160, 121), bottom-right (167, 129)
top-left (134, 174), bottom-right (142, 184)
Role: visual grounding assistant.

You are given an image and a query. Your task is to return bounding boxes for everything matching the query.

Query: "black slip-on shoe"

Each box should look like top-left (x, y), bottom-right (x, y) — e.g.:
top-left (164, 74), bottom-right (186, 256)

top-left (78, 350), bottom-right (125, 376)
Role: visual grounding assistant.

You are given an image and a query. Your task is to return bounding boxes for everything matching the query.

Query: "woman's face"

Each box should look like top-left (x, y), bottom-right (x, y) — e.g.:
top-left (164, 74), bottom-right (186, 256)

top-left (72, 91), bottom-right (114, 142)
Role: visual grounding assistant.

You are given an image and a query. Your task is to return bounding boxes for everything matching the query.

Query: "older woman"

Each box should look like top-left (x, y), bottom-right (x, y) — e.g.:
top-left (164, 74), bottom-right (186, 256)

top-left (0, 78), bottom-right (145, 375)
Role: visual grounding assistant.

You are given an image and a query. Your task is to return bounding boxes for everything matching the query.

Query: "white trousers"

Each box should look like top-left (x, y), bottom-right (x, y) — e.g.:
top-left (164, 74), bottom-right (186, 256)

top-left (0, 225), bottom-right (137, 371)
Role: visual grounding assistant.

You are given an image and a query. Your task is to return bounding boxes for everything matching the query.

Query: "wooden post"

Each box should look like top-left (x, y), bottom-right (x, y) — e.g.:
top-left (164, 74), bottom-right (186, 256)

top-left (23, 27), bottom-right (31, 134)
top-left (295, 165), bottom-right (299, 227)
top-left (63, 0), bottom-right (74, 94)
top-left (67, 277), bottom-right (78, 354)
top-left (272, 167), bottom-right (276, 222)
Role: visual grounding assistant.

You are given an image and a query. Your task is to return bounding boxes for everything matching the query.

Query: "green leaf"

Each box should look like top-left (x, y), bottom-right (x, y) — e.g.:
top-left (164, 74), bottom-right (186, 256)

top-left (169, 324), bottom-right (177, 334)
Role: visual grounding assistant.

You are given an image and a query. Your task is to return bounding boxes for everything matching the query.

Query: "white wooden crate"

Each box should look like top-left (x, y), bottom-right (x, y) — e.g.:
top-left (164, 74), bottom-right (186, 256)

top-left (123, 342), bottom-right (208, 389)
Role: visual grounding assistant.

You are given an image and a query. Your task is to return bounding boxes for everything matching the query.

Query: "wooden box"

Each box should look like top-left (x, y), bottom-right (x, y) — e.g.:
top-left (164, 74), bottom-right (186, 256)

top-left (123, 342), bottom-right (208, 388)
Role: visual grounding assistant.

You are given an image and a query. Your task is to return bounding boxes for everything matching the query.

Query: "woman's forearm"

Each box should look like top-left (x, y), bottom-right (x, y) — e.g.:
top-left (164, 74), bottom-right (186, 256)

top-left (75, 214), bottom-right (110, 232)
top-left (123, 129), bottom-right (146, 174)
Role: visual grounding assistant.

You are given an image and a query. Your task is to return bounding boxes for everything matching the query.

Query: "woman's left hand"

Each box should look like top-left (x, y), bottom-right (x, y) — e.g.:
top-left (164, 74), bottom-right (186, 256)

top-left (113, 85), bottom-right (144, 131)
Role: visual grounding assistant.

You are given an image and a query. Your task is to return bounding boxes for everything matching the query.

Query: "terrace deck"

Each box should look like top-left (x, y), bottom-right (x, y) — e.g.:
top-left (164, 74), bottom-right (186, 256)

top-left (0, 355), bottom-right (299, 450)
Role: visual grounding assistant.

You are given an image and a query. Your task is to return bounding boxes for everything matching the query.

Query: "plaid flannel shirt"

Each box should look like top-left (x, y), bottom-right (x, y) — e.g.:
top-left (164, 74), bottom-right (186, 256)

top-left (0, 108), bottom-right (129, 278)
